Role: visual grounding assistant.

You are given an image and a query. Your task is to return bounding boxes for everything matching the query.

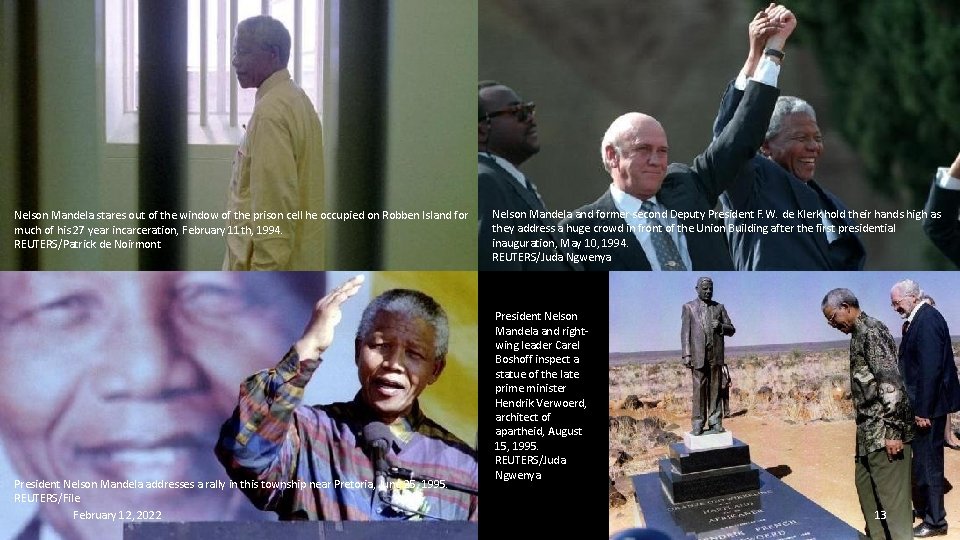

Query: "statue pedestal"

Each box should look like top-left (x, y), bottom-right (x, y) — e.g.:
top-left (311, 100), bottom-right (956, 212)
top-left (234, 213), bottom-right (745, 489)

top-left (683, 429), bottom-right (732, 450)
top-left (658, 435), bottom-right (760, 503)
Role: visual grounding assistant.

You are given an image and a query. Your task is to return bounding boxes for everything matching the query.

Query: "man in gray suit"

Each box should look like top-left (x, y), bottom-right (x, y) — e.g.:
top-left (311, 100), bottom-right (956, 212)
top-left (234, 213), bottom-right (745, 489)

top-left (681, 277), bottom-right (736, 435)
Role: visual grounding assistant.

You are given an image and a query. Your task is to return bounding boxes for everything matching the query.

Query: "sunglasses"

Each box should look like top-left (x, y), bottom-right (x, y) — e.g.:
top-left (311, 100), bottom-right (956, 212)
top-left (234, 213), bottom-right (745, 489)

top-left (482, 102), bottom-right (536, 123)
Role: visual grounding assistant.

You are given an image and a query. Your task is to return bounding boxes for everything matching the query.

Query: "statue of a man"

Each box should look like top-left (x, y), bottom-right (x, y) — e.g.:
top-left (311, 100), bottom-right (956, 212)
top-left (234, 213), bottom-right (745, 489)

top-left (681, 277), bottom-right (736, 435)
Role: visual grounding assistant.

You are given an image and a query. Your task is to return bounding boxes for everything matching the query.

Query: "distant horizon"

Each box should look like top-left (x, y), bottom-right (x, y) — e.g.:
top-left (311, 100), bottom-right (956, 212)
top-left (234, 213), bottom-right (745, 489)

top-left (610, 335), bottom-right (960, 366)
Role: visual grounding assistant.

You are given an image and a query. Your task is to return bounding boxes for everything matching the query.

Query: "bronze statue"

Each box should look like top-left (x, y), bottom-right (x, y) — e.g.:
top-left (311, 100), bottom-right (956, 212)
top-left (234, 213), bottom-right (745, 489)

top-left (681, 277), bottom-right (735, 435)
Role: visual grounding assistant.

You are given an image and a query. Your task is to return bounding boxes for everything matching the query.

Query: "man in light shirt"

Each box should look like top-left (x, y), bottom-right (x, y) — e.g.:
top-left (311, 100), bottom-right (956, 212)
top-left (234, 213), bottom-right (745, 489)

top-left (923, 151), bottom-right (960, 267)
top-left (559, 6), bottom-right (790, 270)
top-left (224, 15), bottom-right (325, 270)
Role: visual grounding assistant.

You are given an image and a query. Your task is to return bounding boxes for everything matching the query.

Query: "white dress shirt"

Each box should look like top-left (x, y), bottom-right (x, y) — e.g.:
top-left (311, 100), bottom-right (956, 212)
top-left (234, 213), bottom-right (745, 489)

top-left (610, 184), bottom-right (692, 271)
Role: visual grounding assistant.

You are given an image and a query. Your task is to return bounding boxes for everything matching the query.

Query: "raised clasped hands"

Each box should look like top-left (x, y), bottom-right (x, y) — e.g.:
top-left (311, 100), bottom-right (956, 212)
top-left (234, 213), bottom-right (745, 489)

top-left (294, 274), bottom-right (366, 361)
top-left (744, 4), bottom-right (796, 76)
top-left (748, 5), bottom-right (783, 60)
top-left (763, 3), bottom-right (797, 52)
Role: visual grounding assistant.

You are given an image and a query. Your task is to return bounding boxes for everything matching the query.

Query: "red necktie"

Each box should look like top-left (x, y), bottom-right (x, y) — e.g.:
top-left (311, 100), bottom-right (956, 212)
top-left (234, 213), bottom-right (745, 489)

top-left (902, 320), bottom-right (909, 337)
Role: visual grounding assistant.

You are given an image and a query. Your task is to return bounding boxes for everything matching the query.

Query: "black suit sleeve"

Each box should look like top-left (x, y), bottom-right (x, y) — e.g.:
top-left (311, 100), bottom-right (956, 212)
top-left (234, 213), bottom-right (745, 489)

top-left (479, 170), bottom-right (522, 271)
top-left (922, 180), bottom-right (960, 268)
top-left (910, 312), bottom-right (949, 418)
top-left (690, 80), bottom-right (778, 204)
top-left (711, 80), bottom-right (743, 140)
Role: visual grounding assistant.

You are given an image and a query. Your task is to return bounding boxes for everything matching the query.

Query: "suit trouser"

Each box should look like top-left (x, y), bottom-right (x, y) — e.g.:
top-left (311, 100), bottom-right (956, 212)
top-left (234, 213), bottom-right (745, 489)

top-left (855, 444), bottom-right (913, 540)
top-left (691, 352), bottom-right (722, 432)
top-left (912, 415), bottom-right (947, 528)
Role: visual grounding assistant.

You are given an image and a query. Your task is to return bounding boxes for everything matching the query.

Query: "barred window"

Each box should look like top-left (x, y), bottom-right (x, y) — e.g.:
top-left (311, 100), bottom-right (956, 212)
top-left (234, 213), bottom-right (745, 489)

top-left (105, 0), bottom-right (328, 145)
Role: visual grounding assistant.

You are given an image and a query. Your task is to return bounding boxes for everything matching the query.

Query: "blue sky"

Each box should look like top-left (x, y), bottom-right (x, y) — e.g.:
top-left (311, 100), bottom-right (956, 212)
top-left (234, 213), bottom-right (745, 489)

top-left (609, 272), bottom-right (960, 352)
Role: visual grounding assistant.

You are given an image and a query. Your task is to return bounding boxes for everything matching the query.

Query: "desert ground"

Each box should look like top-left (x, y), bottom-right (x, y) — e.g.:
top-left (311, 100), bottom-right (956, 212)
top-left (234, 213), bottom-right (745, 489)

top-left (609, 348), bottom-right (960, 539)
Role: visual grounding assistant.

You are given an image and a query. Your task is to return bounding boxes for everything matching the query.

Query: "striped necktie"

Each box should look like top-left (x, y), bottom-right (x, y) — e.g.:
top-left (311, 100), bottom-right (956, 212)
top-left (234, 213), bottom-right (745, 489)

top-left (641, 200), bottom-right (687, 271)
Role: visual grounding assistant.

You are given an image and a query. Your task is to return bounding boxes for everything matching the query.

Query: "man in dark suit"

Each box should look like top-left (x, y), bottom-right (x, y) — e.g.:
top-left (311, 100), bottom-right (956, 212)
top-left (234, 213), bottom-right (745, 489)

top-left (890, 279), bottom-right (960, 537)
top-left (558, 7), bottom-right (789, 270)
top-left (681, 277), bottom-right (735, 435)
top-left (478, 81), bottom-right (581, 271)
top-left (712, 72), bottom-right (866, 270)
top-left (923, 150), bottom-right (960, 267)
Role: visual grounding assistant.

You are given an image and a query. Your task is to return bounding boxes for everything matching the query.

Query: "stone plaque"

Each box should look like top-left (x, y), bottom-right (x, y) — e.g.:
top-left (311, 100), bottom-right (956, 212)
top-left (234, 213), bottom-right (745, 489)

top-left (632, 467), bottom-right (861, 539)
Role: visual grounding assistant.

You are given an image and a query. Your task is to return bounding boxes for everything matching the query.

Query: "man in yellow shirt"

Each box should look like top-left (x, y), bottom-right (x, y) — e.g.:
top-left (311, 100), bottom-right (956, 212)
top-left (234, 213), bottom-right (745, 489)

top-left (224, 15), bottom-right (325, 270)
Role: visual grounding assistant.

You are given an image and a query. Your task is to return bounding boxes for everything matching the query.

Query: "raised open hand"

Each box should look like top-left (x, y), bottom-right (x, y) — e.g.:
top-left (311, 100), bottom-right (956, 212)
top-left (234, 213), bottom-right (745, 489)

top-left (294, 274), bottom-right (366, 360)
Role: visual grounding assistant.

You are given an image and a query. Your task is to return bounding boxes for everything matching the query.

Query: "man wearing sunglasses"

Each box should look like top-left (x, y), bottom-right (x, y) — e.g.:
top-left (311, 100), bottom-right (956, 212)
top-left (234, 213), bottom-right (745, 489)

top-left (478, 81), bottom-right (581, 270)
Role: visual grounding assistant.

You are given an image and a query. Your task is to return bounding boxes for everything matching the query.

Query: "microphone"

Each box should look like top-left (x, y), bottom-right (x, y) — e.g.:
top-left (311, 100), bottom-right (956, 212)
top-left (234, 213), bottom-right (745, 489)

top-left (362, 422), bottom-right (393, 504)
top-left (387, 466), bottom-right (479, 497)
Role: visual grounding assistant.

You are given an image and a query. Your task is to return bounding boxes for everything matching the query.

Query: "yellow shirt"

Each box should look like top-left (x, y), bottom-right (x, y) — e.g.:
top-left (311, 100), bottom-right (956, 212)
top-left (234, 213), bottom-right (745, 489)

top-left (223, 69), bottom-right (325, 270)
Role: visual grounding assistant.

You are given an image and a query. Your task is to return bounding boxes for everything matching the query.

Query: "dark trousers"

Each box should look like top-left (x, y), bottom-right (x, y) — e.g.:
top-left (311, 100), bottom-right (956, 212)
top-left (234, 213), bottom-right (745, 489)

top-left (691, 353), bottom-right (722, 432)
top-left (855, 444), bottom-right (913, 540)
top-left (912, 415), bottom-right (948, 528)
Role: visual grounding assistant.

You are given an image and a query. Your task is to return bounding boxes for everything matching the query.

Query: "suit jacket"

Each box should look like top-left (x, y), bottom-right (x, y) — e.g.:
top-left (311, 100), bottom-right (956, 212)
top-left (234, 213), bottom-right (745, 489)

top-left (922, 180), bottom-right (960, 267)
top-left (681, 299), bottom-right (735, 369)
top-left (559, 80), bottom-right (779, 271)
top-left (713, 82), bottom-right (866, 270)
top-left (897, 303), bottom-right (960, 419)
top-left (478, 155), bottom-right (581, 271)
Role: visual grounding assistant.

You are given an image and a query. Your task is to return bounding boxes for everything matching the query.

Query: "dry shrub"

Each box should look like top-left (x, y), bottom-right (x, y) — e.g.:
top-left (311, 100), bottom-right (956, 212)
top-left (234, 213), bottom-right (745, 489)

top-left (608, 415), bottom-right (681, 477)
top-left (610, 347), bottom-right (858, 431)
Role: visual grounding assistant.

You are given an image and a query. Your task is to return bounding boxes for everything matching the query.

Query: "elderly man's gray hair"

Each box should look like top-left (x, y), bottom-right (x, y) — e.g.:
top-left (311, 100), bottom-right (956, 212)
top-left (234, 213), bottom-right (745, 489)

top-left (600, 113), bottom-right (652, 173)
top-left (237, 15), bottom-right (291, 67)
top-left (891, 279), bottom-right (922, 298)
top-left (821, 288), bottom-right (859, 310)
top-left (356, 289), bottom-right (450, 360)
top-left (600, 118), bottom-right (625, 173)
top-left (765, 96), bottom-right (817, 142)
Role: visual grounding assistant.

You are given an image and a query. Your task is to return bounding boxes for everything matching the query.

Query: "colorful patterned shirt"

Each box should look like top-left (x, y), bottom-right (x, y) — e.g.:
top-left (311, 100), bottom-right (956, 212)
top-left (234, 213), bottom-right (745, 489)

top-left (216, 348), bottom-right (479, 521)
top-left (848, 312), bottom-right (915, 456)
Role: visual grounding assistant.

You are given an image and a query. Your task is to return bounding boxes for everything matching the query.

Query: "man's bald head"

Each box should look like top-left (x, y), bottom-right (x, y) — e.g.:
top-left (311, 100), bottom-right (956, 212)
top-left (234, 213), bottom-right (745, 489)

top-left (601, 112), bottom-right (669, 200)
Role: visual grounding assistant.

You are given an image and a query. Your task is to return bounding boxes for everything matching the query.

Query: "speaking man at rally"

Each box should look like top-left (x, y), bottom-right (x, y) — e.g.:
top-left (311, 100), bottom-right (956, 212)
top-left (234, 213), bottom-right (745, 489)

top-left (712, 12), bottom-right (865, 270)
top-left (223, 15), bottom-right (325, 270)
top-left (216, 276), bottom-right (478, 521)
top-left (821, 288), bottom-right (914, 540)
top-left (558, 6), bottom-right (789, 270)
top-left (478, 81), bottom-right (581, 270)
top-left (890, 279), bottom-right (960, 537)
